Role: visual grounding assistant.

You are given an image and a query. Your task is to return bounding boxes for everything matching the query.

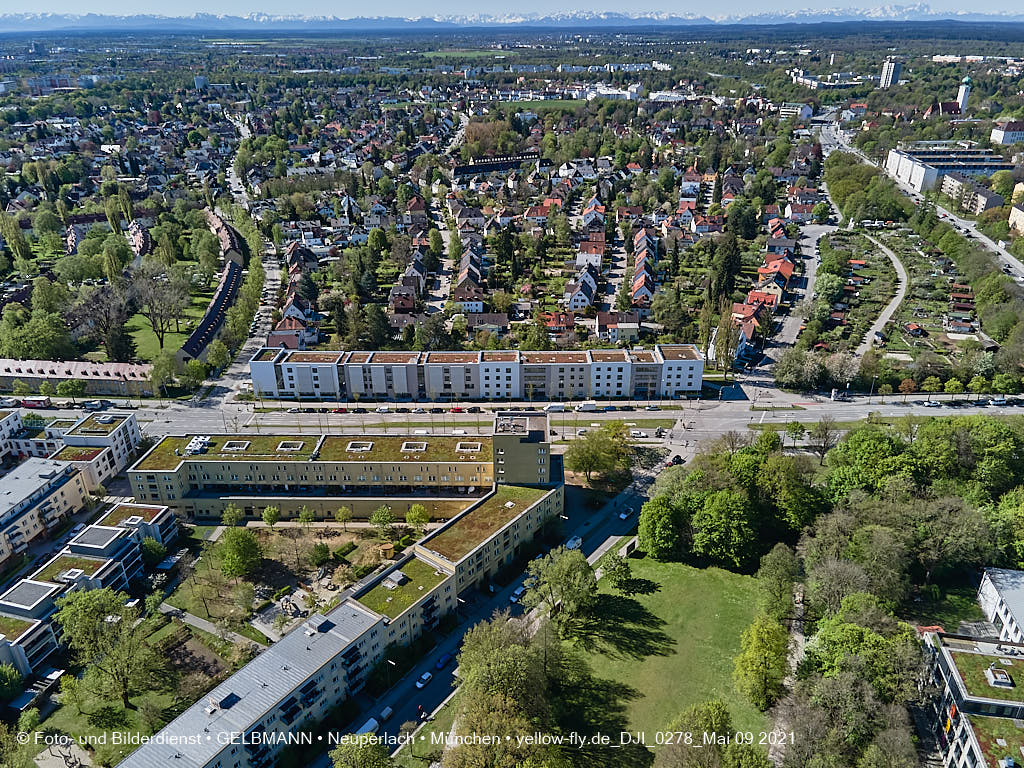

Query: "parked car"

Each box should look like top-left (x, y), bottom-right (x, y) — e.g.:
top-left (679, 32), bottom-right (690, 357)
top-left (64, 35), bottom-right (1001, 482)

top-left (467, 406), bottom-right (482, 413)
top-left (375, 406), bottom-right (389, 413)
top-left (645, 404), bottom-right (661, 411)
top-left (510, 586), bottom-right (527, 603)
top-left (566, 536), bottom-right (583, 550)
top-left (991, 396), bottom-right (1009, 406)
top-left (435, 653), bottom-right (453, 669)
top-left (415, 672), bottom-right (433, 689)
top-left (668, 455), bottom-right (683, 466)
top-left (412, 407), bottom-right (426, 413)
top-left (924, 400), bottom-right (942, 408)
top-left (0, 397), bottom-right (19, 407)
top-left (618, 507), bottom-right (635, 521)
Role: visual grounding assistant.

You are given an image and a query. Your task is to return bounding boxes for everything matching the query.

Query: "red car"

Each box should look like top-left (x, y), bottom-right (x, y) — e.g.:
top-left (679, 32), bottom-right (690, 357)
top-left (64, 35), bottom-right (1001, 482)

top-left (450, 406), bottom-right (464, 413)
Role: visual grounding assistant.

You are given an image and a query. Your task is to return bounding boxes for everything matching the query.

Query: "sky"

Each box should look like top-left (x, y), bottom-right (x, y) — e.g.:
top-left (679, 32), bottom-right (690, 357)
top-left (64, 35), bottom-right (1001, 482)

top-left (0, 0), bottom-right (999, 17)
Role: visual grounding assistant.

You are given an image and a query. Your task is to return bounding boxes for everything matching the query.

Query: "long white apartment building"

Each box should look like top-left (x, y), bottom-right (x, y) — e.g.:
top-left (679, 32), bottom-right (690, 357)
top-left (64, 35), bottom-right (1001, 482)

top-left (249, 344), bottom-right (704, 402)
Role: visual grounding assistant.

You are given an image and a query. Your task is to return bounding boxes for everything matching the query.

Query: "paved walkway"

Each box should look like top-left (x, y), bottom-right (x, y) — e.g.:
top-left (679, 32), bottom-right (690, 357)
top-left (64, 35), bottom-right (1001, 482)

top-left (159, 601), bottom-right (260, 647)
top-left (855, 234), bottom-right (908, 356)
top-left (768, 584), bottom-right (807, 766)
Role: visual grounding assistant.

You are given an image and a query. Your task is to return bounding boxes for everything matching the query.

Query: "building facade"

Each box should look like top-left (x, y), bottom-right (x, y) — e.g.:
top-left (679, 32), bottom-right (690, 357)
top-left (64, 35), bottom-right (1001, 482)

top-left (250, 345), bottom-right (704, 402)
top-left (0, 459), bottom-right (87, 567)
top-left (884, 145), bottom-right (1015, 193)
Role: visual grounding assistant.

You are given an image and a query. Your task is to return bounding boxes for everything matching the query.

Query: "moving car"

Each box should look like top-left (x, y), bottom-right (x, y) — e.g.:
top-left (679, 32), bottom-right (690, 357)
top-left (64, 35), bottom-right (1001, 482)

top-left (415, 671), bottom-right (433, 688)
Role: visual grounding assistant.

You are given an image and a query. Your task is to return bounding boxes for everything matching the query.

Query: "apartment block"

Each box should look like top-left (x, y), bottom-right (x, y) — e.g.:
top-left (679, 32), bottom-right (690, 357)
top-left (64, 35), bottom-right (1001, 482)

top-left (991, 120), bottom-right (1024, 145)
top-left (0, 502), bottom-right (174, 676)
top-left (0, 459), bottom-right (87, 567)
top-left (939, 172), bottom-right (1005, 216)
top-left (118, 480), bottom-right (563, 768)
top-left (250, 345), bottom-right (704, 402)
top-left (926, 631), bottom-right (1024, 768)
top-left (1, 411), bottom-right (143, 492)
top-left (885, 144), bottom-right (1014, 193)
top-left (127, 412), bottom-right (555, 519)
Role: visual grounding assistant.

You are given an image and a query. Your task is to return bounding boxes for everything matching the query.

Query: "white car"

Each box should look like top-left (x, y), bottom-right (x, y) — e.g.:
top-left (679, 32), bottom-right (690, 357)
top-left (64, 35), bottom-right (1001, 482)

top-left (0, 397), bottom-right (19, 407)
top-left (619, 507), bottom-right (635, 521)
top-left (375, 406), bottom-right (389, 413)
top-left (566, 536), bottom-right (583, 550)
top-left (510, 586), bottom-right (527, 603)
top-left (415, 671), bottom-right (433, 689)
top-left (924, 400), bottom-right (942, 408)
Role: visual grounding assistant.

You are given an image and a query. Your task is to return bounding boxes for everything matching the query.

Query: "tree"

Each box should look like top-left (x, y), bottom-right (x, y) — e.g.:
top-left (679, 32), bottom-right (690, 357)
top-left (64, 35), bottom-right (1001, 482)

top-left (921, 376), bottom-right (942, 395)
top-left (329, 739), bottom-right (394, 768)
top-left (53, 588), bottom-right (160, 708)
top-left (944, 378), bottom-right (964, 397)
top-left (262, 506), bottom-right (281, 531)
top-left (38, 381), bottom-right (53, 397)
top-left (334, 506), bottom-right (352, 531)
top-left (691, 489), bottom-right (756, 568)
top-left (564, 423), bottom-right (630, 484)
top-left (968, 375), bottom-right (990, 396)
top-left (206, 339), bottom-right (231, 372)
top-left (150, 350), bottom-right (176, 397)
top-left (309, 543), bottom-right (331, 568)
top-left (812, 201), bottom-right (831, 223)
top-left (56, 378), bottom-right (86, 404)
top-left (638, 495), bottom-right (685, 560)
top-left (785, 421), bottom-right (806, 447)
top-left (221, 503), bottom-right (244, 527)
top-left (809, 416), bottom-right (839, 465)
top-left (370, 505), bottom-right (394, 540)
top-left (406, 504), bottom-right (429, 536)
top-left (898, 378), bottom-right (916, 402)
top-left (757, 543), bottom-right (800, 620)
top-left (182, 359), bottom-right (207, 391)
top-left (12, 379), bottom-right (30, 398)
top-left (134, 260), bottom-right (189, 350)
top-left (733, 614), bottom-right (789, 710)
top-left (522, 547), bottom-right (597, 634)
top-left (219, 527), bottom-right (263, 579)
top-left (656, 700), bottom-right (733, 768)
top-left (140, 537), bottom-right (167, 567)
top-left (0, 663), bottom-right (22, 701)
top-left (603, 553), bottom-right (632, 593)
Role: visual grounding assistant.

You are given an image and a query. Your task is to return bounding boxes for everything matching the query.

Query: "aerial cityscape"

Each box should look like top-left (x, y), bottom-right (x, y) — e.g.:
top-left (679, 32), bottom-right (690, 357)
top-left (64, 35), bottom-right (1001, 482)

top-left (1, 11), bottom-right (1024, 768)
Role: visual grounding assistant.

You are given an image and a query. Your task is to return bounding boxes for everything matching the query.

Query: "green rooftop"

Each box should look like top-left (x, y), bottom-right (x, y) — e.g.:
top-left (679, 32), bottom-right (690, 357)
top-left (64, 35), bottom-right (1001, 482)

top-left (100, 504), bottom-right (164, 526)
top-left (356, 556), bottom-right (450, 619)
top-left (950, 650), bottom-right (1024, 703)
top-left (0, 613), bottom-right (33, 640)
top-left (318, 435), bottom-right (493, 463)
top-left (423, 485), bottom-right (550, 563)
top-left (52, 445), bottom-right (105, 462)
top-left (133, 434), bottom-right (494, 470)
top-left (34, 555), bottom-right (105, 584)
top-left (134, 434), bottom-right (320, 470)
top-left (68, 414), bottom-right (128, 436)
top-left (968, 714), bottom-right (1024, 766)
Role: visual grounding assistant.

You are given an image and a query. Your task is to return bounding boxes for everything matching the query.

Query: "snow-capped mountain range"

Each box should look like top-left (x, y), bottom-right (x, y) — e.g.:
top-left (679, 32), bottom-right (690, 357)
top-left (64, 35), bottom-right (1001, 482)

top-left (2, 6), bottom-right (1024, 32)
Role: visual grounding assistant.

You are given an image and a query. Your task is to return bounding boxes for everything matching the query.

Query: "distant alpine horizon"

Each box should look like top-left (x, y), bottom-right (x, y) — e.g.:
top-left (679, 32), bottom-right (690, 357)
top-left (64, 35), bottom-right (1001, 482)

top-left (4, 4), bottom-right (1024, 32)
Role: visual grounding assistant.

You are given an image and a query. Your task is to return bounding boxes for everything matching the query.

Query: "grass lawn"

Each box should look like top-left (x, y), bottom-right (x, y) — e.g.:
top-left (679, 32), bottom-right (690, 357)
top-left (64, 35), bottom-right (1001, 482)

top-left (124, 287), bottom-right (214, 362)
top-left (908, 585), bottom-right (985, 632)
top-left (579, 557), bottom-right (766, 738)
top-left (500, 99), bottom-right (586, 111)
top-left (394, 696), bottom-right (458, 768)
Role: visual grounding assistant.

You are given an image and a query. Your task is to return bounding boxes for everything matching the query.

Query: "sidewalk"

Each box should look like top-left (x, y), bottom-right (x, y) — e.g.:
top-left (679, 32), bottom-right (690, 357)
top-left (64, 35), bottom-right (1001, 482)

top-left (159, 601), bottom-right (260, 647)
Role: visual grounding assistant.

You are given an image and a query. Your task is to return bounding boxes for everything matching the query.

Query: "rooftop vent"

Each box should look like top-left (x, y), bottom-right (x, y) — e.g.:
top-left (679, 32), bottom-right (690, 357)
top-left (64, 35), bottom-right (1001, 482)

top-left (401, 441), bottom-right (427, 453)
top-left (346, 441), bottom-right (374, 453)
top-left (223, 440), bottom-right (251, 452)
top-left (456, 441), bottom-right (482, 452)
top-left (276, 440), bottom-right (305, 452)
top-left (56, 568), bottom-right (85, 583)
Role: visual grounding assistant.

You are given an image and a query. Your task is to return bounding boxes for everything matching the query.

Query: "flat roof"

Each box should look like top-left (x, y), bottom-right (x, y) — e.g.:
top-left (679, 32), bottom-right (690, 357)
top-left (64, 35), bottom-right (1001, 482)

top-left (423, 351), bottom-right (480, 364)
top-left (133, 434), bottom-right (494, 470)
top-left (521, 351), bottom-right (589, 364)
top-left (99, 503), bottom-right (168, 526)
top-left (32, 555), bottom-right (106, 584)
top-left (51, 445), bottom-right (105, 462)
top-left (658, 344), bottom-right (702, 361)
top-left (0, 613), bottom-right (34, 641)
top-left (0, 579), bottom-right (61, 611)
top-left (422, 485), bottom-right (551, 563)
top-left (481, 351), bottom-right (518, 362)
top-left (369, 352), bottom-right (421, 364)
top-left (118, 602), bottom-right (380, 768)
top-left (968, 714), bottom-right (1024, 768)
top-left (134, 434), bottom-right (320, 471)
top-left (70, 525), bottom-right (124, 549)
top-left (355, 556), bottom-right (450, 619)
top-left (283, 351), bottom-right (343, 364)
top-left (590, 350), bottom-right (629, 362)
top-left (629, 350), bottom-right (657, 363)
top-left (343, 351), bottom-right (372, 364)
top-left (251, 348), bottom-right (280, 363)
top-left (68, 413), bottom-right (129, 436)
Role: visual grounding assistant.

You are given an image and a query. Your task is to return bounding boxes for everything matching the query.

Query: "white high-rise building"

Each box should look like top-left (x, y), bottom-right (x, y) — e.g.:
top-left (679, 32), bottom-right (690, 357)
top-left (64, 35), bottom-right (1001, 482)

top-left (956, 76), bottom-right (972, 112)
top-left (879, 58), bottom-right (901, 89)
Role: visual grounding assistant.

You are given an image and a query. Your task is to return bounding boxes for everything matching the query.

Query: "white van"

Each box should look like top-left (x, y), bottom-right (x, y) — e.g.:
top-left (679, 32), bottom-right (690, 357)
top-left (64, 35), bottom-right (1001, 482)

top-left (575, 401), bottom-right (598, 412)
top-left (543, 403), bottom-right (565, 412)
top-left (355, 718), bottom-right (380, 735)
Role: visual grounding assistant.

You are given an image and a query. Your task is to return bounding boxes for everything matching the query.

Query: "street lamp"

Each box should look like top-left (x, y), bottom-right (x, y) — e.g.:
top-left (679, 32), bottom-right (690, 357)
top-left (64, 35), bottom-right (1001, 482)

top-left (867, 375), bottom-right (878, 404)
